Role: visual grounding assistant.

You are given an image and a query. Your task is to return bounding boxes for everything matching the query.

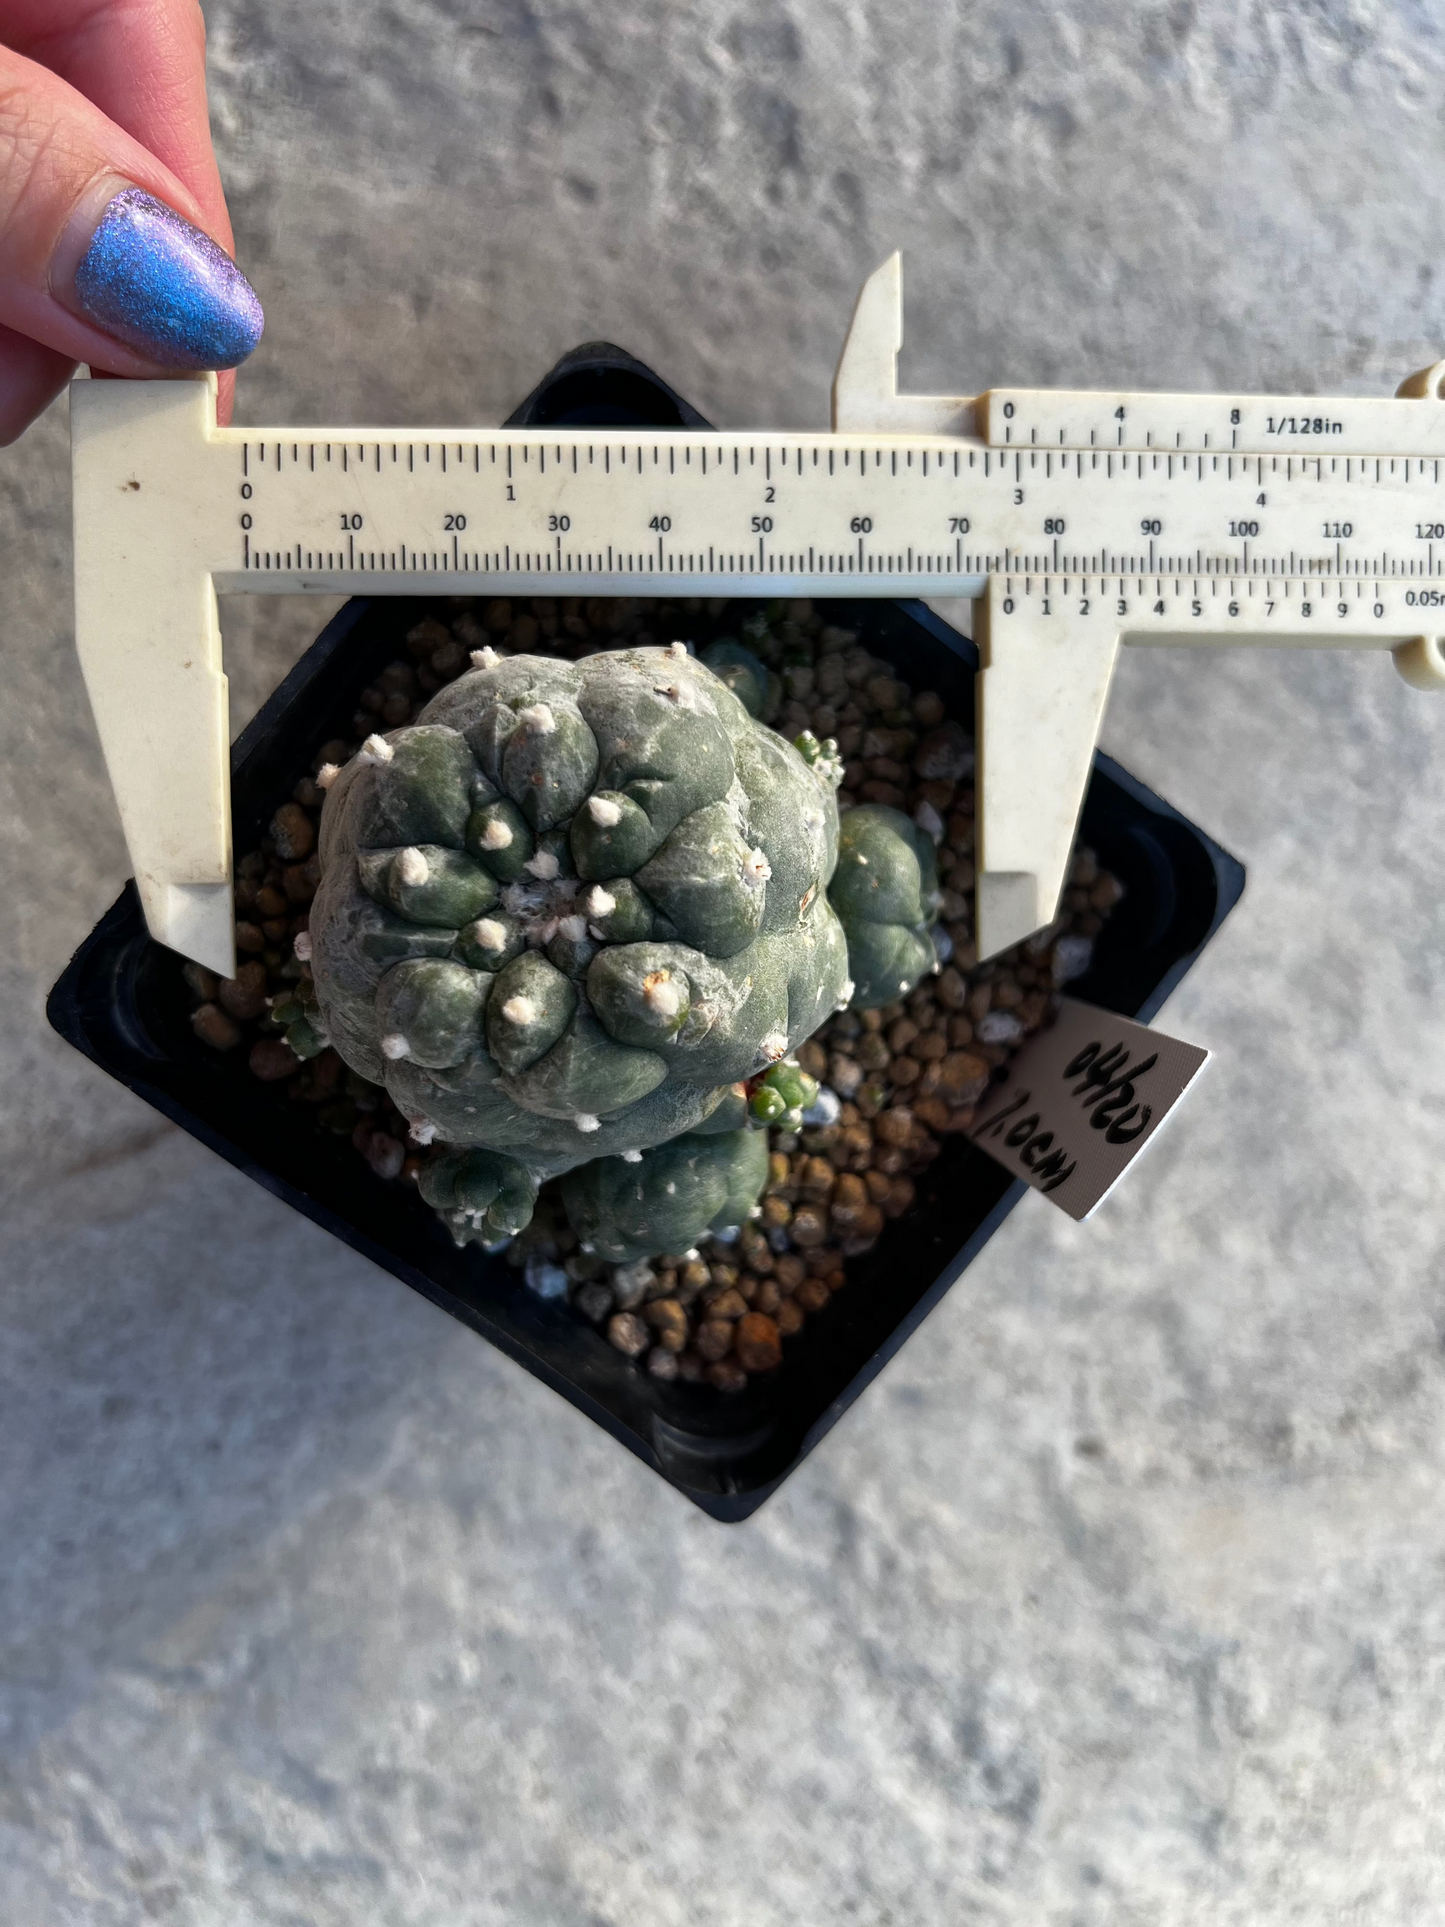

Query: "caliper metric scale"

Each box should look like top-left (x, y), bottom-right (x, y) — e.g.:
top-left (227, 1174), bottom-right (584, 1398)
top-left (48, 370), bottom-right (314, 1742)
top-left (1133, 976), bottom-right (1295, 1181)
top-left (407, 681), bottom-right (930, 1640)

top-left (70, 252), bottom-right (1445, 978)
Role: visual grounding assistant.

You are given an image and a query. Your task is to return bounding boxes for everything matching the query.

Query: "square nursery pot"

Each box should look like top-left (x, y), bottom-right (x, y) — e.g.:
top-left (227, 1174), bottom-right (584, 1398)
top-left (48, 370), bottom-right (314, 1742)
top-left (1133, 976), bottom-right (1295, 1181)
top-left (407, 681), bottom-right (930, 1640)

top-left (49, 346), bottom-right (1245, 1521)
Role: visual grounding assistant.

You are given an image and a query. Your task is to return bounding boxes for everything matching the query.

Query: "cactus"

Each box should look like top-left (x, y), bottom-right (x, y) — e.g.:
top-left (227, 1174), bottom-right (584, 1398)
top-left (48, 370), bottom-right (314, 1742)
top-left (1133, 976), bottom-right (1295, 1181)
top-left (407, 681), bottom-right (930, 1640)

top-left (308, 647), bottom-right (850, 1231)
top-left (417, 1147), bottom-right (538, 1244)
top-left (748, 1058), bottom-right (819, 1129)
top-left (699, 637), bottom-right (771, 718)
top-left (560, 1127), bottom-right (770, 1264)
top-left (827, 803), bottom-right (941, 1009)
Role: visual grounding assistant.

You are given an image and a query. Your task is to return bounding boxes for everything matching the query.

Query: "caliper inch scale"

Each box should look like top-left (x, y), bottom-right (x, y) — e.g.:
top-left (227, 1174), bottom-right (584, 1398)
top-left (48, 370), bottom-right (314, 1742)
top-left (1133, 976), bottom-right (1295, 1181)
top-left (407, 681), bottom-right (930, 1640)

top-left (70, 252), bottom-right (1445, 979)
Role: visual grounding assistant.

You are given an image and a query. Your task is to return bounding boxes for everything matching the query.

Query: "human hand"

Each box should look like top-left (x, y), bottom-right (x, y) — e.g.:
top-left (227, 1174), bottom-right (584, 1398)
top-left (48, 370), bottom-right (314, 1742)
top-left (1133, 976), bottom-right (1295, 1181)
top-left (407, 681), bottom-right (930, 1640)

top-left (0, 0), bottom-right (262, 444)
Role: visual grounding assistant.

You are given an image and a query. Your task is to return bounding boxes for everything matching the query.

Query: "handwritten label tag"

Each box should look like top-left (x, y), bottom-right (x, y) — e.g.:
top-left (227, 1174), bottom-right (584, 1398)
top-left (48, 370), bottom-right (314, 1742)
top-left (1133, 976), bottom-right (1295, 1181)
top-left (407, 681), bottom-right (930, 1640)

top-left (968, 998), bottom-right (1208, 1220)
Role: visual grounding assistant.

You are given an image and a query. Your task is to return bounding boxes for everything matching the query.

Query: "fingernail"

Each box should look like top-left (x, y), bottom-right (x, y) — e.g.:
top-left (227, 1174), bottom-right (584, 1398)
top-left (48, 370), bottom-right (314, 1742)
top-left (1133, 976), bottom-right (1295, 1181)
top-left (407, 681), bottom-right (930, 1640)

top-left (70, 187), bottom-right (264, 370)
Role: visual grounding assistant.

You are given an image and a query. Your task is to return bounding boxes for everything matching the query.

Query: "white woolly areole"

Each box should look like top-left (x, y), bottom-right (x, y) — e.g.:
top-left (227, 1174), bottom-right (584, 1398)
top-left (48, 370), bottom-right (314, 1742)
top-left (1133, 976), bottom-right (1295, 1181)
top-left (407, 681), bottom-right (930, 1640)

top-left (741, 847), bottom-right (772, 888)
top-left (470, 645), bottom-right (499, 669)
top-left (621, 1149), bottom-right (643, 1163)
top-left (381, 1032), bottom-right (411, 1060)
top-left (644, 975), bottom-right (682, 1017)
top-left (574, 1113), bottom-right (601, 1133)
top-left (479, 816), bottom-right (513, 850)
top-left (501, 872), bottom-right (580, 947)
top-left (517, 703), bottom-right (556, 734)
top-left (361, 734), bottom-right (394, 765)
top-left (834, 978), bottom-right (855, 1011)
top-left (558, 914), bottom-right (589, 943)
top-left (471, 917), bottom-right (508, 952)
top-left (292, 931), bottom-right (313, 962)
top-left (316, 762), bottom-right (340, 789)
top-left (395, 846), bottom-right (429, 886)
top-left (587, 795), bottom-right (622, 827)
top-left (757, 1031), bottom-right (788, 1064)
top-left (525, 849), bottom-right (561, 880)
top-left (502, 994), bottom-right (536, 1026)
top-left (653, 680), bottom-right (698, 710)
top-left (666, 640), bottom-right (689, 659)
top-left (407, 1116), bottom-right (437, 1146)
top-left (585, 885), bottom-right (616, 919)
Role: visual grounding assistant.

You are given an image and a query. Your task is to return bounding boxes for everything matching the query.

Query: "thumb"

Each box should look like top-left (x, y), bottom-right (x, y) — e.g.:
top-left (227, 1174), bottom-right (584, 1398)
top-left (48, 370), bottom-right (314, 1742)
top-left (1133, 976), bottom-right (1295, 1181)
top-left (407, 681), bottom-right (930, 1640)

top-left (0, 42), bottom-right (263, 383)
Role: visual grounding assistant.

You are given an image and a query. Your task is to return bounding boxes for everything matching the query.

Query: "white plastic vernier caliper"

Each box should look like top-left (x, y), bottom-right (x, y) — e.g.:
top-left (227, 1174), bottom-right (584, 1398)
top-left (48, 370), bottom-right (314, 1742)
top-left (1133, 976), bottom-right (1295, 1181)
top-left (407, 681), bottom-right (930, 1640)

top-left (71, 253), bottom-right (1445, 978)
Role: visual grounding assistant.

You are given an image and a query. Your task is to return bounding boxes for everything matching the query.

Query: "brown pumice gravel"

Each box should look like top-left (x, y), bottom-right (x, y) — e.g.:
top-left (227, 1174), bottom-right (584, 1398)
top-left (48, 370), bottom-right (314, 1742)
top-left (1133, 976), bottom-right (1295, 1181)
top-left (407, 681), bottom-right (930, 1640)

top-left (181, 592), bottom-right (1123, 1393)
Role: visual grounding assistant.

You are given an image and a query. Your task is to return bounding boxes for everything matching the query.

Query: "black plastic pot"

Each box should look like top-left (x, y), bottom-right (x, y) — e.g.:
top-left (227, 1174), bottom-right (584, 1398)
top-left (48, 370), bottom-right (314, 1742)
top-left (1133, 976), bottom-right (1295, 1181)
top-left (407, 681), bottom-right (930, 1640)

top-left (48, 348), bottom-right (1245, 1520)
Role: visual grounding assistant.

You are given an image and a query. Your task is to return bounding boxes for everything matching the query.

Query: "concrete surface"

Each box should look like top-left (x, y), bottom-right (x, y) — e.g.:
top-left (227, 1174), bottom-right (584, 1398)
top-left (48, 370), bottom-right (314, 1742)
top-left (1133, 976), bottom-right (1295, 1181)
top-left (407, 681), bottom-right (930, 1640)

top-left (5, 3), bottom-right (1445, 1920)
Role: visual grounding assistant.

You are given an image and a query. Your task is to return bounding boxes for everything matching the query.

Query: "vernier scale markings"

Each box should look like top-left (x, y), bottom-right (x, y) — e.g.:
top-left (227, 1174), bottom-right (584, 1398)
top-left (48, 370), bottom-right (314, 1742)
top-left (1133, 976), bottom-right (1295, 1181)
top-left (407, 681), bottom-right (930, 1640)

top-left (70, 253), bottom-right (1445, 976)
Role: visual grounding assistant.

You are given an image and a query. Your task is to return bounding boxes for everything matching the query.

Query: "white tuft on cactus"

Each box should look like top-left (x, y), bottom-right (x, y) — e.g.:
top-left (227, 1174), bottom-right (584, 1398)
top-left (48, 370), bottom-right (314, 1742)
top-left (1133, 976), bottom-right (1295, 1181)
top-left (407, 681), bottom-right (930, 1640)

top-left (517, 703), bottom-right (556, 735)
top-left (293, 931), bottom-right (313, 962)
top-left (525, 849), bottom-right (560, 880)
top-left (316, 762), bottom-right (340, 789)
top-left (741, 847), bottom-right (772, 888)
top-left (361, 734), bottom-right (394, 765)
top-left (381, 1032), bottom-right (411, 1060)
top-left (643, 973), bottom-right (682, 1017)
top-left (557, 914), bottom-right (589, 943)
top-left (479, 817), bottom-right (513, 850)
top-left (834, 978), bottom-right (855, 1010)
top-left (653, 679), bottom-right (698, 710)
top-left (584, 885), bottom-right (616, 919)
top-left (408, 1116), bottom-right (438, 1145)
top-left (586, 795), bottom-right (622, 827)
top-left (574, 1113), bottom-right (601, 1132)
top-left (395, 846), bottom-right (429, 886)
top-left (622, 1149), bottom-right (643, 1163)
top-left (502, 994), bottom-right (537, 1026)
top-left (757, 1031), bottom-right (788, 1064)
top-left (471, 917), bottom-right (508, 952)
top-left (666, 640), bottom-right (689, 659)
top-left (470, 645), bottom-right (499, 669)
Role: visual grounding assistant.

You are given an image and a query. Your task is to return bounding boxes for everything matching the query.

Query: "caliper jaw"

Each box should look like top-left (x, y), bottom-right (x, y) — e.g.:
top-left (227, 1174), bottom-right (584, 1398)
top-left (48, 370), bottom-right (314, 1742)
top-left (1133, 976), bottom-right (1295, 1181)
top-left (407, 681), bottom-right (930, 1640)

top-left (70, 372), bottom-right (237, 976)
top-left (833, 254), bottom-right (1117, 962)
top-left (973, 585), bottom-right (1120, 959)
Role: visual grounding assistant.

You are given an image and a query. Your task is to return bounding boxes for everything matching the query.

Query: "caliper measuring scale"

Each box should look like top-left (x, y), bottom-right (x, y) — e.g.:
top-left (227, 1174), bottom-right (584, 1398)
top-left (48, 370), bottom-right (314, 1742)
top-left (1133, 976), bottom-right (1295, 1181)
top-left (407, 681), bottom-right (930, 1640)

top-left (70, 252), bottom-right (1445, 977)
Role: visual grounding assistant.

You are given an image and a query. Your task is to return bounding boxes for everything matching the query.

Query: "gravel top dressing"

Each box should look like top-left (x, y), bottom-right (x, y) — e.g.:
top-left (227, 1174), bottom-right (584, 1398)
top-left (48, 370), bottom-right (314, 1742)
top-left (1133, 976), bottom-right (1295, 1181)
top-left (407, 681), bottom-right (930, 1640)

top-left (51, 573), bottom-right (1240, 1516)
top-left (181, 591), bottom-right (1124, 1398)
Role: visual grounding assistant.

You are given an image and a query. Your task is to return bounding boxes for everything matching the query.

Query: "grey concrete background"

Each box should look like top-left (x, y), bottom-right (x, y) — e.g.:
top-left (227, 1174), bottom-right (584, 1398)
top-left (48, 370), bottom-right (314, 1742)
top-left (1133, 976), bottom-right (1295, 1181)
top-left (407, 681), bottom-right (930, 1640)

top-left (4, 3), bottom-right (1445, 1920)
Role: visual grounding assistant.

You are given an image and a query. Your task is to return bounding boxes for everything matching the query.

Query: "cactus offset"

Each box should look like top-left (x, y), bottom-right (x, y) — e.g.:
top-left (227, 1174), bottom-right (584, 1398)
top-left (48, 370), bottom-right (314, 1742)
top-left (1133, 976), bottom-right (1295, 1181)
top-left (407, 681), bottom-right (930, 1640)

top-left (827, 803), bottom-right (941, 1009)
top-left (309, 647), bottom-right (850, 1235)
top-left (560, 1127), bottom-right (769, 1264)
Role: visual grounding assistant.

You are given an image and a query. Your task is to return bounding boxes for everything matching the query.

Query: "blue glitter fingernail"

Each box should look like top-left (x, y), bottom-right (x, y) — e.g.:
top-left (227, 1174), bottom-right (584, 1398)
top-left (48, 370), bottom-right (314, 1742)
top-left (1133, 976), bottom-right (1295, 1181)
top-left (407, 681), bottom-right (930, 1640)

top-left (72, 188), bottom-right (264, 370)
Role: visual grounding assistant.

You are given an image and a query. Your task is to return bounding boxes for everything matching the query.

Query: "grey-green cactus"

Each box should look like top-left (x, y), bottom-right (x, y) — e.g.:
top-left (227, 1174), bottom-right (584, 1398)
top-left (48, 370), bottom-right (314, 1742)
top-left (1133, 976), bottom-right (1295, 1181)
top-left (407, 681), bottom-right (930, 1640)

top-left (308, 646), bottom-right (850, 1234)
top-left (699, 637), bottom-right (772, 719)
top-left (827, 803), bottom-right (941, 1009)
top-left (560, 1127), bottom-right (770, 1264)
top-left (417, 1147), bottom-right (538, 1244)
